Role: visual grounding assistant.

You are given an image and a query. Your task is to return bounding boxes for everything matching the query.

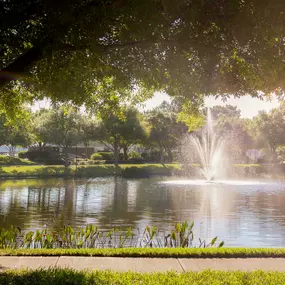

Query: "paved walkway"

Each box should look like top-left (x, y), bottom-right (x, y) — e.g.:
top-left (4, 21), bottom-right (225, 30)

top-left (1, 257), bottom-right (285, 272)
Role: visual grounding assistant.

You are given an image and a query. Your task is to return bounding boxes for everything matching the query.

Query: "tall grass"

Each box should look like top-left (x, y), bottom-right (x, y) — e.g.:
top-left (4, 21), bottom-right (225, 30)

top-left (0, 222), bottom-right (224, 249)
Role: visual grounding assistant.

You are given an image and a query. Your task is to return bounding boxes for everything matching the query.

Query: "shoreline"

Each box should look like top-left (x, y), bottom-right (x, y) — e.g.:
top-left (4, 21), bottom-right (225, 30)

top-left (0, 163), bottom-right (283, 180)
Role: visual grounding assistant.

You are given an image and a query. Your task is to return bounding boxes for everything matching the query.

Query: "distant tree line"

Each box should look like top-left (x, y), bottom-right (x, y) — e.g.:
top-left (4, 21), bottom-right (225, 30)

top-left (1, 102), bottom-right (285, 165)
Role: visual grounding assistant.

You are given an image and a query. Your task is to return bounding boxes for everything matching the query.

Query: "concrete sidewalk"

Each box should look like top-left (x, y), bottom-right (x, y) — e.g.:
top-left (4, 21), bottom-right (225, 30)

top-left (1, 257), bottom-right (285, 272)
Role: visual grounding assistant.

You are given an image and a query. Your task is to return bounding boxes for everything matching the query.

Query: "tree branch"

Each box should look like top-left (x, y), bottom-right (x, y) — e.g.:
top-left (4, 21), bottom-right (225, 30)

top-left (0, 0), bottom-right (103, 88)
top-left (100, 140), bottom-right (114, 152)
top-left (0, 43), bottom-right (47, 88)
top-left (1, 3), bottom-right (41, 32)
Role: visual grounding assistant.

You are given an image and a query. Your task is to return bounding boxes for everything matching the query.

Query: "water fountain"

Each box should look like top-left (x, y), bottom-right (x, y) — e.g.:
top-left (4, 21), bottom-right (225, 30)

top-left (162, 107), bottom-right (271, 186)
top-left (190, 108), bottom-right (224, 181)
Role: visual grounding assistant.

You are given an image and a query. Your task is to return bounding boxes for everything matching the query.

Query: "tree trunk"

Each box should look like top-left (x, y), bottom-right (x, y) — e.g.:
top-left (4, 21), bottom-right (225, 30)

top-left (123, 145), bottom-right (128, 161)
top-left (39, 142), bottom-right (44, 151)
top-left (84, 143), bottom-right (89, 159)
top-left (64, 146), bottom-right (69, 176)
top-left (114, 141), bottom-right (120, 167)
top-left (159, 147), bottom-right (164, 165)
top-left (9, 145), bottom-right (16, 157)
top-left (167, 148), bottom-right (173, 163)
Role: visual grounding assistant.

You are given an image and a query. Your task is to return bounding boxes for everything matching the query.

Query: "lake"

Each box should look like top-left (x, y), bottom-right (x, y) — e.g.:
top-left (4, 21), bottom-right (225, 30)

top-left (1, 177), bottom-right (285, 247)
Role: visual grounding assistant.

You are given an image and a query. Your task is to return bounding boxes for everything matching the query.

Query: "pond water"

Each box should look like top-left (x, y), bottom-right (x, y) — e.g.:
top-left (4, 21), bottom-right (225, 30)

top-left (1, 176), bottom-right (285, 247)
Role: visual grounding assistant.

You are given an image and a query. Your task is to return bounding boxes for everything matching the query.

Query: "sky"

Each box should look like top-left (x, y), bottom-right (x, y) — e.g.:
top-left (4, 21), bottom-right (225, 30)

top-left (142, 92), bottom-right (280, 118)
top-left (33, 92), bottom-right (280, 118)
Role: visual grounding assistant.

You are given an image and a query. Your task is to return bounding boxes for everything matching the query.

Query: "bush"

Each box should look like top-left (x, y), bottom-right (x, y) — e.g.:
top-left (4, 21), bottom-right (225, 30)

top-left (0, 155), bottom-right (34, 165)
top-left (141, 150), bottom-right (161, 162)
top-left (97, 152), bottom-right (114, 160)
top-left (87, 160), bottom-right (105, 165)
top-left (104, 159), bottom-right (145, 164)
top-left (17, 151), bottom-right (27, 159)
top-left (90, 153), bottom-right (103, 160)
top-left (75, 159), bottom-right (105, 165)
top-left (121, 166), bottom-right (150, 178)
top-left (277, 145), bottom-right (285, 163)
top-left (129, 158), bottom-right (145, 164)
top-left (129, 151), bottom-right (141, 159)
top-left (91, 160), bottom-right (105, 165)
top-left (24, 151), bottom-right (64, 165)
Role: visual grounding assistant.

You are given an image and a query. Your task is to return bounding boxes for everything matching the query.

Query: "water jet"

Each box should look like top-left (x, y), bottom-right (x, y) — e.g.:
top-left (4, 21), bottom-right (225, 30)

top-left (189, 108), bottom-right (224, 181)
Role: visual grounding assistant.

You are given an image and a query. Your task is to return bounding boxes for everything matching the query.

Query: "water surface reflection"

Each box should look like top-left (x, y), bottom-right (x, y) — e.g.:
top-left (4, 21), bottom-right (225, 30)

top-left (1, 177), bottom-right (285, 247)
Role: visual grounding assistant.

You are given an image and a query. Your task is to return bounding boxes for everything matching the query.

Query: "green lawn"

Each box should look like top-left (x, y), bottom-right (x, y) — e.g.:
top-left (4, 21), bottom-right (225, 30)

top-left (1, 269), bottom-right (284, 285)
top-left (1, 248), bottom-right (285, 258)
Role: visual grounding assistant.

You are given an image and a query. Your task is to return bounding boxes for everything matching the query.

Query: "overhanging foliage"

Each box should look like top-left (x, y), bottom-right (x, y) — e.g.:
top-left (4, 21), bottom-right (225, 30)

top-left (1, 0), bottom-right (285, 113)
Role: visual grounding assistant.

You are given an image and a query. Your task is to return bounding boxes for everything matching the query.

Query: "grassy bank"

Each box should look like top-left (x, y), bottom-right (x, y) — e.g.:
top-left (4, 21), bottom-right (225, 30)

top-left (0, 163), bottom-right (282, 179)
top-left (1, 269), bottom-right (284, 285)
top-left (1, 248), bottom-right (285, 258)
top-left (0, 164), bottom-right (182, 179)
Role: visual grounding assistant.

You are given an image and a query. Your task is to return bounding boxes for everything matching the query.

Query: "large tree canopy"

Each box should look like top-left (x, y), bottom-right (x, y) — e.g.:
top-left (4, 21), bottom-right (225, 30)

top-left (99, 107), bottom-right (146, 163)
top-left (249, 104), bottom-right (285, 153)
top-left (1, 0), bottom-right (285, 111)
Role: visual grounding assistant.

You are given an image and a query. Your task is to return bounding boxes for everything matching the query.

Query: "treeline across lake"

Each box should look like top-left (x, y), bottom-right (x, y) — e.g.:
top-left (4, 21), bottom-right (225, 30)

top-left (2, 101), bottom-right (285, 166)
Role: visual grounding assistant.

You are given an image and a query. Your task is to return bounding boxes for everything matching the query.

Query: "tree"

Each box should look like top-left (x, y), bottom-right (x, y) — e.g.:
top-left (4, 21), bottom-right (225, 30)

top-left (0, 113), bottom-right (31, 156)
top-left (119, 111), bottom-right (147, 161)
top-left (2, 1), bottom-right (285, 112)
top-left (34, 107), bottom-right (82, 168)
top-left (211, 105), bottom-right (241, 122)
top-left (99, 108), bottom-right (146, 164)
top-left (146, 103), bottom-right (188, 163)
top-left (78, 116), bottom-right (100, 158)
top-left (250, 105), bottom-right (285, 156)
top-left (30, 109), bottom-right (52, 151)
top-left (211, 105), bottom-right (253, 162)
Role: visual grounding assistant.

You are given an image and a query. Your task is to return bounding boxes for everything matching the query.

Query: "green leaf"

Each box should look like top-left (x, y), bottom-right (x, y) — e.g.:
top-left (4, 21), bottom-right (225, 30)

top-left (210, 237), bottom-right (218, 246)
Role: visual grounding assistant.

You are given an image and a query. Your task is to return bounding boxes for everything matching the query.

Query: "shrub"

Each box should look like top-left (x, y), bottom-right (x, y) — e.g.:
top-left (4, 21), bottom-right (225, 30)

top-left (87, 160), bottom-right (105, 165)
top-left (129, 158), bottom-right (145, 164)
top-left (75, 159), bottom-right (105, 165)
top-left (121, 166), bottom-right (150, 178)
top-left (91, 160), bottom-right (105, 165)
top-left (17, 151), bottom-right (27, 159)
top-left (277, 145), bottom-right (285, 163)
top-left (90, 153), bottom-right (103, 160)
top-left (0, 155), bottom-right (34, 165)
top-left (128, 151), bottom-right (141, 159)
top-left (141, 150), bottom-right (161, 162)
top-left (24, 151), bottom-right (64, 165)
top-left (97, 152), bottom-right (114, 160)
